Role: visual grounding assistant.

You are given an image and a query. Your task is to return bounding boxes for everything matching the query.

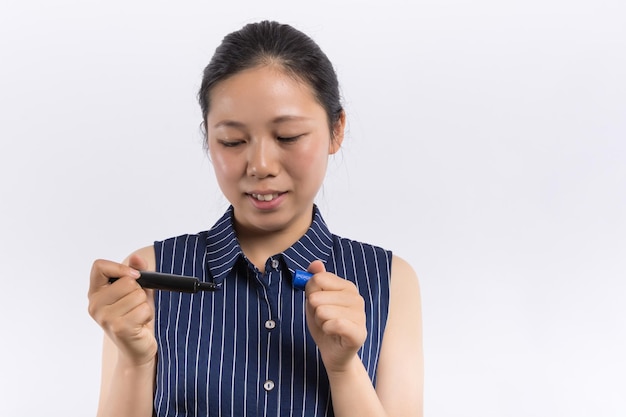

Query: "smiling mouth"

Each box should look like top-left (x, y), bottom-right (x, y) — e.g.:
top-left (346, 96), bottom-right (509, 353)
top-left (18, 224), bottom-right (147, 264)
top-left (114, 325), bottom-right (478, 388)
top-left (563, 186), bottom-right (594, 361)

top-left (250, 193), bottom-right (281, 202)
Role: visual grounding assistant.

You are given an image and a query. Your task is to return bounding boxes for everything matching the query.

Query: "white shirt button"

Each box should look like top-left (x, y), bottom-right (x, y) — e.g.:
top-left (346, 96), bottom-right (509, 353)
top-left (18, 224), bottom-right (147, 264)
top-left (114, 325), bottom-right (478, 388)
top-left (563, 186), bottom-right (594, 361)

top-left (271, 259), bottom-right (279, 269)
top-left (263, 380), bottom-right (275, 391)
top-left (265, 319), bottom-right (276, 330)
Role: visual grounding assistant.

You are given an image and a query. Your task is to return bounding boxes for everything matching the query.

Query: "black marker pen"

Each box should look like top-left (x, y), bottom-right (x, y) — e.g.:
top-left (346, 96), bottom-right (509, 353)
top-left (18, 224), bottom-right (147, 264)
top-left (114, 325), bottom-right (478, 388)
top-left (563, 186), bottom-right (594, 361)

top-left (109, 271), bottom-right (221, 293)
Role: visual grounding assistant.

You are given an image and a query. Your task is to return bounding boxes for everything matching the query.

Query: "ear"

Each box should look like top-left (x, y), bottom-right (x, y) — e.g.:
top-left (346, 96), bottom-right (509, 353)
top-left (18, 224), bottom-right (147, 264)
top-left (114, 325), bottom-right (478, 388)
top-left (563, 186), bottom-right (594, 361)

top-left (328, 110), bottom-right (346, 155)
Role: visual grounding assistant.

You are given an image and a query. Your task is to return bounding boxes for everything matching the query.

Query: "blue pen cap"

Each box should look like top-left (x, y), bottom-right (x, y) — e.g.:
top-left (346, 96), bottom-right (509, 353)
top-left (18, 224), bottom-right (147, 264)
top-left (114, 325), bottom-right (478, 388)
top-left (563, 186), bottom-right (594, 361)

top-left (293, 270), bottom-right (313, 290)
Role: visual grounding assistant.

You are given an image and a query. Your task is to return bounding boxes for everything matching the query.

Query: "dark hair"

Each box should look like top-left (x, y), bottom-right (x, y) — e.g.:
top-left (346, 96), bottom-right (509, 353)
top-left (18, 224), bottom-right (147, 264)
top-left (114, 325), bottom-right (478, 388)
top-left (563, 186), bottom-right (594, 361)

top-left (198, 20), bottom-right (343, 138)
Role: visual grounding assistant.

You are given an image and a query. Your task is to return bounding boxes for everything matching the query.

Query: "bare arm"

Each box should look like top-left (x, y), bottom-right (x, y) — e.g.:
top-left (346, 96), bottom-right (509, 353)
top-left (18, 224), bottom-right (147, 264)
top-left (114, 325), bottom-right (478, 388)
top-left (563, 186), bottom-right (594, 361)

top-left (375, 255), bottom-right (424, 416)
top-left (88, 246), bottom-right (157, 417)
top-left (306, 255), bottom-right (423, 417)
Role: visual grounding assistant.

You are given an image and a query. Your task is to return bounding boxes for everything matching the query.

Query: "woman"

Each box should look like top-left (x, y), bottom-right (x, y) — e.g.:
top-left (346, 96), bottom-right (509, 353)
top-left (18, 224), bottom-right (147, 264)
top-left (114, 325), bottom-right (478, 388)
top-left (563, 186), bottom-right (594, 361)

top-left (88, 20), bottom-right (423, 417)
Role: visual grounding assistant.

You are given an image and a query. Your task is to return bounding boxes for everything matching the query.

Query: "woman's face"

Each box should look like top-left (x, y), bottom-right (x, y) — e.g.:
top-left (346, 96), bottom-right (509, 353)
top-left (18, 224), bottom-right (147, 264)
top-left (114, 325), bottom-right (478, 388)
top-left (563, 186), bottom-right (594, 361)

top-left (206, 65), bottom-right (344, 238)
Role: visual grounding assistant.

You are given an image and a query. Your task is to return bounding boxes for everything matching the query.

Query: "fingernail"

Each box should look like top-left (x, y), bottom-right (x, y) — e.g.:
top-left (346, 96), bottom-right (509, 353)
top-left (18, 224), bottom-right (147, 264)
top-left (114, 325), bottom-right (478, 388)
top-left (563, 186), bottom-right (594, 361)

top-left (129, 268), bottom-right (141, 278)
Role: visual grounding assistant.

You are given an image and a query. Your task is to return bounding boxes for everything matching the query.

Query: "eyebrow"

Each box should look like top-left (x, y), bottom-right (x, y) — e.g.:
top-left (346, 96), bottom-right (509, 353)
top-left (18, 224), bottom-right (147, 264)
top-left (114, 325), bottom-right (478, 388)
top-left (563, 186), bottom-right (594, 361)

top-left (212, 115), bottom-right (312, 129)
top-left (271, 115), bottom-right (312, 124)
top-left (212, 120), bottom-right (246, 129)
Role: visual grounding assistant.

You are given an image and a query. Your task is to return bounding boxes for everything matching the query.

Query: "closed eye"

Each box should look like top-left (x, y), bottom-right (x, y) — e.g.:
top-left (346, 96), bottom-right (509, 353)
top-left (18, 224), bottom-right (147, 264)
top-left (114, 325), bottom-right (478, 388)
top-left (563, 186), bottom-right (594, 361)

top-left (277, 134), bottom-right (303, 143)
top-left (218, 140), bottom-right (245, 147)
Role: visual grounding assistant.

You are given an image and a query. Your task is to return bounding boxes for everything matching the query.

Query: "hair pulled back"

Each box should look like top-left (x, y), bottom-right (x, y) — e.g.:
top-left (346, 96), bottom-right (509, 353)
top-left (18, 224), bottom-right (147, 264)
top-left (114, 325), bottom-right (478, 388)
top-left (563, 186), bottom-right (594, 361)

top-left (198, 21), bottom-right (343, 137)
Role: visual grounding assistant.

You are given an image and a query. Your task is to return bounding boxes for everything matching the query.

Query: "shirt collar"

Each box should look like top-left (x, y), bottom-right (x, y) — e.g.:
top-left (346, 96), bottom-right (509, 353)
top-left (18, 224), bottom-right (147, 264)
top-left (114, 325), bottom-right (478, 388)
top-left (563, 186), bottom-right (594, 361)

top-left (205, 207), bottom-right (241, 283)
top-left (205, 205), bottom-right (334, 283)
top-left (281, 205), bottom-right (334, 276)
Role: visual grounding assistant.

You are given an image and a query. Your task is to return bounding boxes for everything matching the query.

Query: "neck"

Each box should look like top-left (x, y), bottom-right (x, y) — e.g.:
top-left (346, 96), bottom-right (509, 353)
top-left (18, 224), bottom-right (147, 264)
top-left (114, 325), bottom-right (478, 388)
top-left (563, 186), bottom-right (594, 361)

top-left (235, 211), bottom-right (313, 272)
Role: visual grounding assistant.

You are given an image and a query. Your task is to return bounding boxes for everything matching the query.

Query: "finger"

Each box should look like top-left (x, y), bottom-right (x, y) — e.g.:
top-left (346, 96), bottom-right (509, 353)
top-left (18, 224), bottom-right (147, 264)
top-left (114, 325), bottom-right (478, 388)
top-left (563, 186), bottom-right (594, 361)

top-left (127, 253), bottom-right (148, 271)
top-left (307, 289), bottom-right (364, 309)
top-left (306, 272), bottom-right (356, 295)
top-left (311, 304), bottom-right (365, 327)
top-left (93, 276), bottom-right (142, 307)
top-left (105, 300), bottom-right (154, 340)
top-left (109, 287), bottom-right (151, 319)
top-left (126, 255), bottom-right (153, 300)
top-left (303, 260), bottom-right (326, 292)
top-left (320, 318), bottom-right (367, 347)
top-left (89, 259), bottom-right (140, 295)
top-left (307, 260), bottom-right (326, 275)
top-left (91, 285), bottom-right (149, 327)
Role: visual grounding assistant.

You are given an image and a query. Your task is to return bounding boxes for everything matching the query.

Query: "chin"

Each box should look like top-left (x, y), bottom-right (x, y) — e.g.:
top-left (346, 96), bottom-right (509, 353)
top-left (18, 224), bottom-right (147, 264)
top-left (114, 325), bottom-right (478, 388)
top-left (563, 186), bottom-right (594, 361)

top-left (237, 205), bottom-right (310, 235)
top-left (249, 212), bottom-right (293, 232)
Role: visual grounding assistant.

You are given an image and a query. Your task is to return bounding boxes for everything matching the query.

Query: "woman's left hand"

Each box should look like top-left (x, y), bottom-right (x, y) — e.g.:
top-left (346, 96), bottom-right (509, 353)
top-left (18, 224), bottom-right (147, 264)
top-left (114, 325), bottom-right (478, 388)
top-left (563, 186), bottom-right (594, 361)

top-left (305, 260), bottom-right (367, 373)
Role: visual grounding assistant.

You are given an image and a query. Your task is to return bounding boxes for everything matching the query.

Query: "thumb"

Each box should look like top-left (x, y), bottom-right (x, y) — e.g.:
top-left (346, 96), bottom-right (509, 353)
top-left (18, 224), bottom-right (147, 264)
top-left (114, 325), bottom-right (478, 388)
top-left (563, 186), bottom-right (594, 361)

top-left (307, 260), bottom-right (326, 275)
top-left (127, 253), bottom-right (148, 271)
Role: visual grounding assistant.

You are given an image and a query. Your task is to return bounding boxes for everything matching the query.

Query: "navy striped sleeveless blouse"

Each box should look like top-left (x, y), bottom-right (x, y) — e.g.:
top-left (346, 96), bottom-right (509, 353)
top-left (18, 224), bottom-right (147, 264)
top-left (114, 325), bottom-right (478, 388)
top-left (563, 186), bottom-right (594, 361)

top-left (153, 206), bottom-right (391, 417)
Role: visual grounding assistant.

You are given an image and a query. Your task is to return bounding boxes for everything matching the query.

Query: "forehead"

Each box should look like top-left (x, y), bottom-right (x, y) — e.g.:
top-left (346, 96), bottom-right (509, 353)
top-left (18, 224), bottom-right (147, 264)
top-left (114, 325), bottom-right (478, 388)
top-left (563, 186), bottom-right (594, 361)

top-left (206, 65), bottom-right (326, 126)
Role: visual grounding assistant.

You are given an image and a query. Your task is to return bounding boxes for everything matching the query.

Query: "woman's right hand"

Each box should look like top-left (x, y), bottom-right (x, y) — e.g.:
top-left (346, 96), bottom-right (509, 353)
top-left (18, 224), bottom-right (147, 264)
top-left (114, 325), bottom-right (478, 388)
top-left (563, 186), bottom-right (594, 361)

top-left (88, 255), bottom-right (157, 366)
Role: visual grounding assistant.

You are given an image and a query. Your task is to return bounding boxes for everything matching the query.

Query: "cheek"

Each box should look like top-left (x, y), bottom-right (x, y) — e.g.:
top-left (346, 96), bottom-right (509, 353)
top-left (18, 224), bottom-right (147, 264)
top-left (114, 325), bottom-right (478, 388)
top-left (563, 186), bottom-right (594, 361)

top-left (287, 141), bottom-right (329, 180)
top-left (210, 149), bottom-right (241, 183)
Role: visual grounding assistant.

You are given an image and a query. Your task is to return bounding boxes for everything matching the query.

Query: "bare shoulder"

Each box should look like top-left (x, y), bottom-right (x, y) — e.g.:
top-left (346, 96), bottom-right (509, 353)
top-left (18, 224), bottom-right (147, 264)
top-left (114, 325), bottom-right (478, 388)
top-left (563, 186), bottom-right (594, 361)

top-left (391, 254), bottom-right (420, 288)
top-left (388, 254), bottom-right (421, 324)
top-left (376, 254), bottom-right (423, 416)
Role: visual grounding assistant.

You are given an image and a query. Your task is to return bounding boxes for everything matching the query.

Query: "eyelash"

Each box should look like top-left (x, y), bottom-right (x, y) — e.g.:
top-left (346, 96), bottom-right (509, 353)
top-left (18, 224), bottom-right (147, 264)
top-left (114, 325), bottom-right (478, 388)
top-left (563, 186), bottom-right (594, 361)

top-left (218, 140), bottom-right (244, 148)
top-left (277, 135), bottom-right (302, 143)
top-left (217, 135), bottom-right (303, 147)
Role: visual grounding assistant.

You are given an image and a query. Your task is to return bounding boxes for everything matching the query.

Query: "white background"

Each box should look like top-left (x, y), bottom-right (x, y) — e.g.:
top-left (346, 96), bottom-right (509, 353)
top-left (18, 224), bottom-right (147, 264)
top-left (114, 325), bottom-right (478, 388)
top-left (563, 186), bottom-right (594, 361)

top-left (1, 1), bottom-right (624, 416)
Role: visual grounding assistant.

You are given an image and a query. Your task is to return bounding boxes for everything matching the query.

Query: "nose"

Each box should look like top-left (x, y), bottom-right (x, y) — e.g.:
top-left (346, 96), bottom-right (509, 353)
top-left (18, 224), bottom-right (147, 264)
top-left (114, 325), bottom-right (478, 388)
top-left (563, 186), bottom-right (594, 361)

top-left (246, 138), bottom-right (280, 179)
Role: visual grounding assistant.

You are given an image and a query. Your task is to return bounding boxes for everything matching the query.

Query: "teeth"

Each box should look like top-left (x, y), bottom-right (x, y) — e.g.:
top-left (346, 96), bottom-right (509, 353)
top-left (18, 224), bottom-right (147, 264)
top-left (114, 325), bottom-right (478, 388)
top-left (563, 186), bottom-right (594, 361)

top-left (251, 193), bottom-right (279, 202)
